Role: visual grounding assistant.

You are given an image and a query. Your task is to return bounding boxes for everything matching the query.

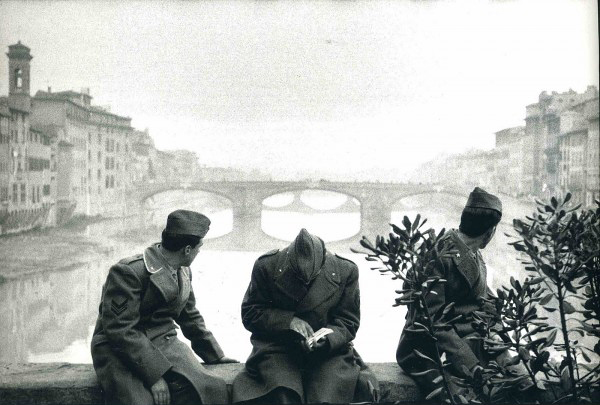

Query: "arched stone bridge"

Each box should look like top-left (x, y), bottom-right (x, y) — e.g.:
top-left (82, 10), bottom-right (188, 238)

top-left (133, 180), bottom-right (465, 251)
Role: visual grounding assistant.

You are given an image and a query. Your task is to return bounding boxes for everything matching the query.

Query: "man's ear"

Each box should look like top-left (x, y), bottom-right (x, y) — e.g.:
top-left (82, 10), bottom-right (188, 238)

top-left (483, 226), bottom-right (496, 245)
top-left (184, 245), bottom-right (191, 255)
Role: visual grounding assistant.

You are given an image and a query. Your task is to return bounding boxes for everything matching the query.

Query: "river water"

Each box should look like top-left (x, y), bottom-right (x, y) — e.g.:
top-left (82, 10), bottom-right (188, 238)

top-left (0, 190), bottom-right (541, 364)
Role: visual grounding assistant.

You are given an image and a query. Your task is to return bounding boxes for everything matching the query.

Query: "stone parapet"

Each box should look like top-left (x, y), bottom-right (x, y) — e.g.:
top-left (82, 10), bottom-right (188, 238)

top-left (0, 362), bottom-right (420, 404)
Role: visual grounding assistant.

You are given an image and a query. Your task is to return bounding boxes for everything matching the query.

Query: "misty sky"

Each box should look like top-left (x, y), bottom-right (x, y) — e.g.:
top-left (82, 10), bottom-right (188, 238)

top-left (1, 0), bottom-right (598, 180)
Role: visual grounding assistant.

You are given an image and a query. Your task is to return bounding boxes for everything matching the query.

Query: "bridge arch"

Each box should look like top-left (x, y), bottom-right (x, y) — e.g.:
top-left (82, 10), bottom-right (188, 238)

top-left (261, 189), bottom-right (362, 243)
top-left (130, 181), bottom-right (455, 251)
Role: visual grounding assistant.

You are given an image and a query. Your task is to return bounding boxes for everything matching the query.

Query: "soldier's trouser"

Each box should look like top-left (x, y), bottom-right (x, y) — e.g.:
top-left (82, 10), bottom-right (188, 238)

top-left (164, 371), bottom-right (202, 405)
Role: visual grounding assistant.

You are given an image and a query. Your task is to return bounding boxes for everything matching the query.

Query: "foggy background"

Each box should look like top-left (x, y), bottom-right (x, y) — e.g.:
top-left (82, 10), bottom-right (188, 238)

top-left (1, 0), bottom-right (598, 180)
top-left (0, 0), bottom-right (598, 365)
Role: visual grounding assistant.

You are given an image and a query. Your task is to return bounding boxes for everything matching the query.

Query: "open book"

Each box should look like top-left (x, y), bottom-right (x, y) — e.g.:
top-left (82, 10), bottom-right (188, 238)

top-left (307, 327), bottom-right (334, 348)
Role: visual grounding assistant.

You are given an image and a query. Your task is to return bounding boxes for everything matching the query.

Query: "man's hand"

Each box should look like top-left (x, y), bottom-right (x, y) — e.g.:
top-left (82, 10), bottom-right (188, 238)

top-left (311, 336), bottom-right (328, 351)
top-left (206, 356), bottom-right (239, 364)
top-left (290, 317), bottom-right (314, 351)
top-left (290, 317), bottom-right (314, 339)
top-left (150, 377), bottom-right (170, 405)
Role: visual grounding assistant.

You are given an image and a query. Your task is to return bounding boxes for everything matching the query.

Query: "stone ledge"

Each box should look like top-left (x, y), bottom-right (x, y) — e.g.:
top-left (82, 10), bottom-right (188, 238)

top-left (0, 362), bottom-right (421, 404)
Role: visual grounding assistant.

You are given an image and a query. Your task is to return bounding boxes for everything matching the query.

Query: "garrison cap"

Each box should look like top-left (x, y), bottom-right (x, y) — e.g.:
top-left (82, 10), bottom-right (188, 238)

top-left (464, 187), bottom-right (502, 214)
top-left (164, 209), bottom-right (210, 238)
top-left (289, 228), bottom-right (326, 285)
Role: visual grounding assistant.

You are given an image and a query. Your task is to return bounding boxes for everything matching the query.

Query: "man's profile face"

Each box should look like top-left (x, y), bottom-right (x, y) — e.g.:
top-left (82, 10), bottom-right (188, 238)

top-left (480, 226), bottom-right (497, 249)
top-left (183, 238), bottom-right (203, 266)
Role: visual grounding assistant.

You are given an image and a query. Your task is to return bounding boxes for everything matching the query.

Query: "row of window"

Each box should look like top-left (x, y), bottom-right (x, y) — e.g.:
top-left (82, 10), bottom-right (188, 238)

top-left (27, 158), bottom-right (51, 172)
top-left (28, 130), bottom-right (50, 146)
top-left (0, 183), bottom-right (50, 204)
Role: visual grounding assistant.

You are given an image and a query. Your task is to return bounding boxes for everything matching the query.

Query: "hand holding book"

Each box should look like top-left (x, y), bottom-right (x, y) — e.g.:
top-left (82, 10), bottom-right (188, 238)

top-left (289, 317), bottom-right (333, 351)
top-left (307, 327), bottom-right (333, 349)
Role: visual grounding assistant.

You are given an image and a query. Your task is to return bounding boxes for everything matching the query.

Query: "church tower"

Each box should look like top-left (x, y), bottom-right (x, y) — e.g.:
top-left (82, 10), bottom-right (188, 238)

top-left (7, 41), bottom-right (33, 112)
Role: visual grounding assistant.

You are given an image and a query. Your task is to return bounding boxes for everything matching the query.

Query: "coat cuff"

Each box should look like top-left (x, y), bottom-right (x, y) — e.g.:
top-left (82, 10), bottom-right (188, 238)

top-left (192, 340), bottom-right (225, 364)
top-left (138, 351), bottom-right (172, 387)
top-left (272, 309), bottom-right (296, 333)
top-left (325, 330), bottom-right (347, 353)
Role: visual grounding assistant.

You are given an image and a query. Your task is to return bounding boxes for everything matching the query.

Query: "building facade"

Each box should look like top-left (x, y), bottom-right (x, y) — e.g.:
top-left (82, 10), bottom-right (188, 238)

top-left (412, 86), bottom-right (599, 208)
top-left (525, 86), bottom-right (598, 197)
top-left (32, 89), bottom-right (133, 218)
top-left (557, 97), bottom-right (600, 206)
top-left (0, 43), bottom-right (55, 235)
top-left (494, 126), bottom-right (534, 197)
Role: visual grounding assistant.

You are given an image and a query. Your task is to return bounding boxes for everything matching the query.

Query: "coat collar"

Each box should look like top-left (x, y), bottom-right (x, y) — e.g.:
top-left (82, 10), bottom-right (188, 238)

top-left (273, 248), bottom-right (341, 312)
top-left (447, 230), bottom-right (484, 292)
top-left (144, 243), bottom-right (179, 303)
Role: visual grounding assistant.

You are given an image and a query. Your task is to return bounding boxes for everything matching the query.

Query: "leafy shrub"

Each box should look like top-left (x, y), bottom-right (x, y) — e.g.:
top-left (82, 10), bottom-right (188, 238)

top-left (356, 195), bottom-right (599, 404)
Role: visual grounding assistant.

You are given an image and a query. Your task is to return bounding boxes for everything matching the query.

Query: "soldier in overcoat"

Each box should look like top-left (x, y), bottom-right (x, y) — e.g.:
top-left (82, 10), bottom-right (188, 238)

top-left (396, 187), bottom-right (504, 396)
top-left (232, 228), bottom-right (378, 404)
top-left (91, 210), bottom-right (237, 405)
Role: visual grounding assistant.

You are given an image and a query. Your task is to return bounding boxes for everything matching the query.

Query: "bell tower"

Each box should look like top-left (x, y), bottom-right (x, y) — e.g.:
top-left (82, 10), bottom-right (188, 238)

top-left (7, 41), bottom-right (33, 112)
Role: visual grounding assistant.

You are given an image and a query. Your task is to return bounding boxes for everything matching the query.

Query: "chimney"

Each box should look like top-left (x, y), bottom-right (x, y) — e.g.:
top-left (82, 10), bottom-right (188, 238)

top-left (47, 86), bottom-right (51, 93)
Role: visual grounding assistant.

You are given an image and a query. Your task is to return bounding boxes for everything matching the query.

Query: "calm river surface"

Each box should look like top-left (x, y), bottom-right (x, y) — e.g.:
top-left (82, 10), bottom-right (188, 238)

top-left (0, 190), bottom-right (539, 364)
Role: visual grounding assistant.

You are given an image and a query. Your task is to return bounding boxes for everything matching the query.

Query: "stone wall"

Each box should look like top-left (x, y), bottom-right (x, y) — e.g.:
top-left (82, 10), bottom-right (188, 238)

top-left (0, 362), bottom-right (420, 404)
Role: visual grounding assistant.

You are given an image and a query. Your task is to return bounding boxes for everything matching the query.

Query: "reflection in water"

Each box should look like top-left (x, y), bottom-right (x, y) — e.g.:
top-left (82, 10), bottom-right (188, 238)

top-left (0, 249), bottom-right (123, 362)
top-left (1, 191), bottom-right (564, 364)
top-left (262, 190), bottom-right (361, 242)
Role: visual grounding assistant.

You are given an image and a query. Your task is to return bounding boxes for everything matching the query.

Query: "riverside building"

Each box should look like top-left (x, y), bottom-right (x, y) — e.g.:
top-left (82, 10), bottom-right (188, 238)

top-left (525, 86), bottom-right (598, 197)
top-left (32, 88), bottom-right (134, 219)
top-left (558, 96), bottom-right (600, 207)
top-left (494, 126), bottom-right (534, 198)
top-left (0, 42), bottom-right (55, 235)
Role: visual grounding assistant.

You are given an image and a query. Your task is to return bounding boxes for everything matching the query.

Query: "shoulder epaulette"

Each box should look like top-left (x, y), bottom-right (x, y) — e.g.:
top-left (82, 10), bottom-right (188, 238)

top-left (258, 249), bottom-right (279, 260)
top-left (335, 253), bottom-right (357, 265)
top-left (119, 254), bottom-right (143, 265)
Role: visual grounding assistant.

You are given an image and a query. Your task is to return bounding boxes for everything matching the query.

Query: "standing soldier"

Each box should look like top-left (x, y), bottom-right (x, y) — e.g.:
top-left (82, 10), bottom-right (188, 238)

top-left (232, 228), bottom-right (378, 404)
top-left (91, 210), bottom-right (238, 405)
top-left (396, 187), bottom-right (505, 396)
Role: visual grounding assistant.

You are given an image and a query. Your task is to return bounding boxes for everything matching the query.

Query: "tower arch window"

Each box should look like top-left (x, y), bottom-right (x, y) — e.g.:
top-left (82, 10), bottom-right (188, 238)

top-left (15, 68), bottom-right (23, 89)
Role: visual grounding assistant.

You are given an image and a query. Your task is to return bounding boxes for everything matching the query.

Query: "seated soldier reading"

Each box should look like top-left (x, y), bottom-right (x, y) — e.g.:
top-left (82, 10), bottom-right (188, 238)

top-left (232, 228), bottom-right (379, 404)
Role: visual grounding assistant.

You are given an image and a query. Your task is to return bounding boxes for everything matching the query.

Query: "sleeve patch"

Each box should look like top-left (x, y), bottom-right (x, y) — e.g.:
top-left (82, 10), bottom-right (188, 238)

top-left (111, 297), bottom-right (128, 316)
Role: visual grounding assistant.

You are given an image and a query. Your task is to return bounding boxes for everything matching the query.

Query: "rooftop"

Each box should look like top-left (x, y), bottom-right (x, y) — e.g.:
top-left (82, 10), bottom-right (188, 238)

top-left (7, 41), bottom-right (33, 60)
top-left (34, 90), bottom-right (132, 122)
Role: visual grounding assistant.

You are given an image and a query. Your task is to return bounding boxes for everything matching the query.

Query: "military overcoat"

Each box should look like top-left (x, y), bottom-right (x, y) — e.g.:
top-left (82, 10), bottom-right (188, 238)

top-left (91, 244), bottom-right (229, 405)
top-left (232, 248), bottom-right (377, 404)
top-left (396, 229), bottom-right (489, 391)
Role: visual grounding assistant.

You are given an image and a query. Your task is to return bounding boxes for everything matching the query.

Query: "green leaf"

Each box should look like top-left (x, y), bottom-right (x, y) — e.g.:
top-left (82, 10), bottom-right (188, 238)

top-left (413, 321), bottom-right (430, 332)
top-left (560, 367), bottom-right (572, 391)
top-left (402, 216), bottom-right (412, 233)
top-left (539, 293), bottom-right (553, 305)
top-left (410, 368), bottom-right (437, 377)
top-left (413, 349), bottom-right (437, 364)
top-left (432, 375), bottom-right (443, 384)
top-left (581, 349), bottom-right (591, 362)
top-left (564, 193), bottom-right (572, 204)
top-left (563, 301), bottom-right (577, 314)
top-left (543, 329), bottom-right (557, 348)
top-left (425, 387), bottom-right (444, 400)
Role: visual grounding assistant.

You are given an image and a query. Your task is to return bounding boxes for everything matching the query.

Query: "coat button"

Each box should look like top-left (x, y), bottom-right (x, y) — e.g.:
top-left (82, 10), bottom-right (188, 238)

top-left (165, 336), bottom-right (170, 340)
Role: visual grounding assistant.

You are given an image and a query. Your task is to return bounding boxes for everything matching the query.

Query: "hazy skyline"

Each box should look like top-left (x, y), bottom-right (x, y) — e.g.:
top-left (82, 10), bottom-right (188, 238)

top-left (1, 0), bottom-right (598, 180)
